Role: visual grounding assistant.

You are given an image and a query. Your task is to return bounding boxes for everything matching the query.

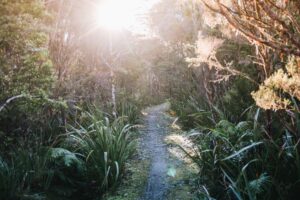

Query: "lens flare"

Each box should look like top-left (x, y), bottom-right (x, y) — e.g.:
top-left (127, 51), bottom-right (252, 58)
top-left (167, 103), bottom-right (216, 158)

top-left (96, 0), bottom-right (139, 31)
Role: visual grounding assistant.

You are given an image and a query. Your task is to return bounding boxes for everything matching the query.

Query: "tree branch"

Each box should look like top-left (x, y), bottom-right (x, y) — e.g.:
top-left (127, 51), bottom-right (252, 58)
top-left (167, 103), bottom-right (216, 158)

top-left (0, 94), bottom-right (26, 113)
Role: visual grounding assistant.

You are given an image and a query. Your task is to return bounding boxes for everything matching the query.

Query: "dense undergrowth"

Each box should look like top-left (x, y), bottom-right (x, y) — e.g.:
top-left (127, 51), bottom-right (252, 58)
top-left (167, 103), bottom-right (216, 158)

top-left (2, 0), bottom-right (300, 199)
top-left (173, 75), bottom-right (300, 199)
top-left (0, 103), bottom-right (139, 200)
top-left (172, 61), bottom-right (300, 199)
top-left (0, 1), bottom-right (142, 199)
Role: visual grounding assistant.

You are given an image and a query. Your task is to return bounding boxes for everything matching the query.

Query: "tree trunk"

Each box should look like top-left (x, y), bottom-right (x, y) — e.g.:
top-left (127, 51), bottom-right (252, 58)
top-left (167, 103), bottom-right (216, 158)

top-left (110, 69), bottom-right (117, 119)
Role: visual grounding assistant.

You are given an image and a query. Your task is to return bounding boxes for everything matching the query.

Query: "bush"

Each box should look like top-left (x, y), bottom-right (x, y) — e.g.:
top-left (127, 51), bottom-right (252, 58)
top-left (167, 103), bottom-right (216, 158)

top-left (117, 101), bottom-right (140, 125)
top-left (66, 109), bottom-right (136, 196)
top-left (0, 146), bottom-right (51, 200)
top-left (182, 119), bottom-right (300, 200)
top-left (0, 103), bottom-right (138, 199)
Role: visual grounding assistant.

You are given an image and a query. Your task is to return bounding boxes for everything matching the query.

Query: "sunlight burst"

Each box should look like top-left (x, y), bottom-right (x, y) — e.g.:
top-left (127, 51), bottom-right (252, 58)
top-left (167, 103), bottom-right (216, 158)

top-left (96, 0), bottom-right (139, 31)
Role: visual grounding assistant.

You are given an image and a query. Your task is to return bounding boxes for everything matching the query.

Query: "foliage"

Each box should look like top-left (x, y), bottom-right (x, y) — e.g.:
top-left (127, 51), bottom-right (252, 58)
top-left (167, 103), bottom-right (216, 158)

top-left (0, 146), bottom-right (51, 200)
top-left (2, 0), bottom-right (300, 200)
top-left (201, 0), bottom-right (300, 113)
top-left (220, 77), bottom-right (256, 122)
top-left (201, 0), bottom-right (300, 57)
top-left (117, 101), bottom-right (140, 125)
top-left (0, 0), bottom-right (53, 100)
top-left (0, 0), bottom-right (60, 154)
top-left (181, 117), bottom-right (300, 199)
top-left (66, 109), bottom-right (136, 196)
top-left (252, 56), bottom-right (300, 111)
top-left (171, 95), bottom-right (214, 129)
top-left (0, 105), bottom-right (137, 199)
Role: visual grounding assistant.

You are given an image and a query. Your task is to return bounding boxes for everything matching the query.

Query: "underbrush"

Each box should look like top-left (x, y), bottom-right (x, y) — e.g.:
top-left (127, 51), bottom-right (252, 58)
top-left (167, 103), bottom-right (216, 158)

top-left (180, 110), bottom-right (300, 200)
top-left (0, 101), bottom-right (139, 200)
top-left (65, 112), bottom-right (136, 197)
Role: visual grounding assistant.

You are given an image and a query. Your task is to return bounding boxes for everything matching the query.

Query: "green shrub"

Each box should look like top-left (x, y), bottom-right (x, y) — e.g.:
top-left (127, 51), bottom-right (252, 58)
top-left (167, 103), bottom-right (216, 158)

top-left (171, 96), bottom-right (213, 129)
top-left (182, 119), bottom-right (300, 200)
top-left (0, 0), bottom-right (54, 132)
top-left (117, 101), bottom-right (140, 125)
top-left (0, 146), bottom-right (51, 200)
top-left (66, 111), bottom-right (136, 196)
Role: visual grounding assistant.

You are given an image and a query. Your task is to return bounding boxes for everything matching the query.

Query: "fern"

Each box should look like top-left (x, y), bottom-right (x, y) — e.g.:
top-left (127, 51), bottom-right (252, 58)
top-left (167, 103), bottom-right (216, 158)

top-left (249, 173), bottom-right (271, 194)
top-left (49, 148), bottom-right (83, 169)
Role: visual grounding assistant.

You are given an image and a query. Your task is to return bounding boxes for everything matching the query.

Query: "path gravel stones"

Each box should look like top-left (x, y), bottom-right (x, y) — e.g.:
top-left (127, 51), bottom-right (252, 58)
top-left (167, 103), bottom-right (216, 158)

top-left (138, 103), bottom-right (196, 200)
top-left (140, 103), bottom-right (171, 200)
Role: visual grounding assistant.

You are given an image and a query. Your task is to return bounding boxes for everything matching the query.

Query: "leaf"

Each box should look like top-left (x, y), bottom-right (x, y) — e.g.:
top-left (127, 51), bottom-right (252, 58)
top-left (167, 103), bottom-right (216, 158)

top-left (254, 108), bottom-right (260, 129)
top-left (249, 173), bottom-right (271, 194)
top-left (236, 121), bottom-right (251, 132)
top-left (49, 148), bottom-right (82, 168)
top-left (221, 142), bottom-right (263, 161)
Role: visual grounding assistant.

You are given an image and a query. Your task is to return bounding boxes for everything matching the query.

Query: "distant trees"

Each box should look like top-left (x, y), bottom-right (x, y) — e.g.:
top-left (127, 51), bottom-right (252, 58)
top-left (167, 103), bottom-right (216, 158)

top-left (48, 0), bottom-right (107, 103)
top-left (150, 0), bottom-right (201, 42)
top-left (48, 0), bottom-right (129, 114)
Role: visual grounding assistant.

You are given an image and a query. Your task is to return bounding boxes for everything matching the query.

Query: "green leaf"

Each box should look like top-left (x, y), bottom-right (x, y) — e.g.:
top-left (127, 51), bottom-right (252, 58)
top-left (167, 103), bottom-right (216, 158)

top-left (221, 142), bottom-right (263, 161)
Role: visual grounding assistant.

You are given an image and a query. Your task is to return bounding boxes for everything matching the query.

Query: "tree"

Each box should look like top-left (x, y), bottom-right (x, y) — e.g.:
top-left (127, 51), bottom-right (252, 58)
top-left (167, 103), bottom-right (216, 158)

top-left (0, 0), bottom-right (56, 137)
top-left (200, 0), bottom-right (300, 135)
top-left (201, 0), bottom-right (300, 78)
top-left (0, 0), bottom-right (53, 102)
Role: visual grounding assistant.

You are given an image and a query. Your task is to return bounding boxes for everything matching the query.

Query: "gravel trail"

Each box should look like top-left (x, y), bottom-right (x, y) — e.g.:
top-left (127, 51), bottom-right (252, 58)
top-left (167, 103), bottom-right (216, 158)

top-left (140, 103), bottom-right (171, 200)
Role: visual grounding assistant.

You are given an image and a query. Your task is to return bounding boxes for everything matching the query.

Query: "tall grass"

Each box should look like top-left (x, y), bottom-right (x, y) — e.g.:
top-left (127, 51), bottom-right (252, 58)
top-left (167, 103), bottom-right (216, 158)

top-left (117, 101), bottom-right (140, 125)
top-left (0, 146), bottom-right (52, 200)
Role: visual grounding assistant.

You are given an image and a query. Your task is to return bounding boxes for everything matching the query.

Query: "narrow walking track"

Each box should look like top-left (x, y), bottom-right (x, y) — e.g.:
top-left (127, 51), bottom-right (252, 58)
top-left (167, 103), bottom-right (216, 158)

top-left (140, 103), bottom-right (171, 200)
top-left (105, 102), bottom-right (196, 200)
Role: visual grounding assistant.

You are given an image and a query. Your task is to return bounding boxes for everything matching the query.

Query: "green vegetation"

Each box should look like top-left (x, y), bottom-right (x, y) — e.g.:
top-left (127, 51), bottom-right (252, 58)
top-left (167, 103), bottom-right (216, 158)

top-left (1, 0), bottom-right (300, 199)
top-left (66, 112), bottom-right (136, 195)
top-left (104, 148), bottom-right (150, 200)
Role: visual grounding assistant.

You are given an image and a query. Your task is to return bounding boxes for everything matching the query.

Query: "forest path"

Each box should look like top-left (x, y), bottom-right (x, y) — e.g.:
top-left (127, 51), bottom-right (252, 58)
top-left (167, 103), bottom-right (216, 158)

top-left (140, 103), bottom-right (170, 200)
top-left (139, 102), bottom-right (197, 200)
top-left (104, 102), bottom-right (197, 200)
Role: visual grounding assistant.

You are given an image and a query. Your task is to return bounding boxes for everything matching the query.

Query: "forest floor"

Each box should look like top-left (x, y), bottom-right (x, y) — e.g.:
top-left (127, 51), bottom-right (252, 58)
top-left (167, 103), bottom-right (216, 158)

top-left (105, 102), bottom-right (198, 200)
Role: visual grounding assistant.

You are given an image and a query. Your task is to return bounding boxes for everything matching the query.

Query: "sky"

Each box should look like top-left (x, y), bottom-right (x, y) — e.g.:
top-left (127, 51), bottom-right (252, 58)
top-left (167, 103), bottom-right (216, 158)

top-left (95, 0), bottom-right (160, 35)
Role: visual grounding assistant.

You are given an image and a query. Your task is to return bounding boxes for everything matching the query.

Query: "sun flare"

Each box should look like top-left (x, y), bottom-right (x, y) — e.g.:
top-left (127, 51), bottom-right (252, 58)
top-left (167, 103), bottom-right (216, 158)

top-left (96, 0), bottom-right (139, 31)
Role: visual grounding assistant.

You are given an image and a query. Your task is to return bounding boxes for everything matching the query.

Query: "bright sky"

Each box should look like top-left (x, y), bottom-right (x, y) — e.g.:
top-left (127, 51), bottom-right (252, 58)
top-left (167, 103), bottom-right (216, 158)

top-left (95, 0), bottom-right (159, 34)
